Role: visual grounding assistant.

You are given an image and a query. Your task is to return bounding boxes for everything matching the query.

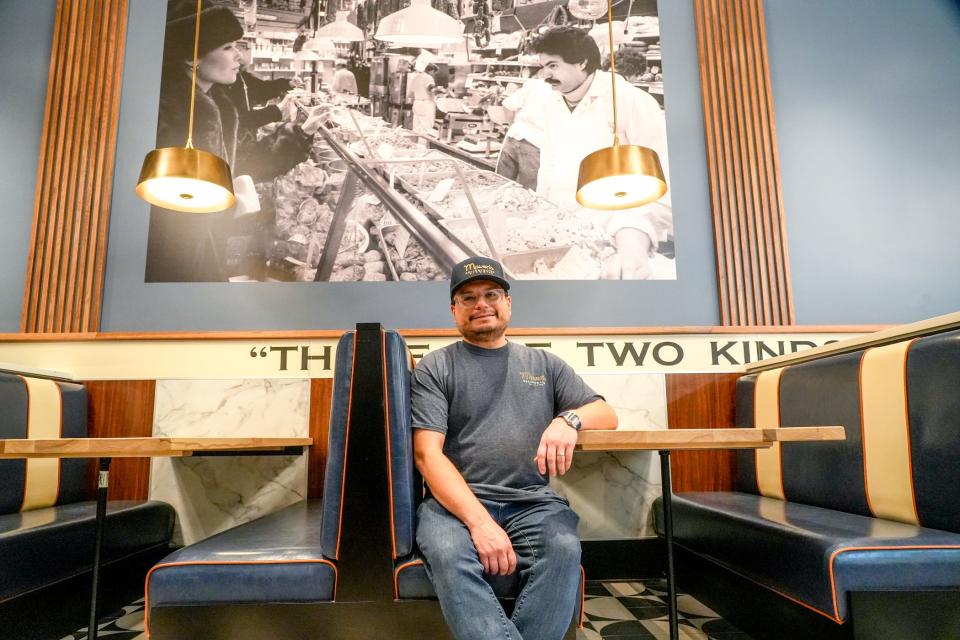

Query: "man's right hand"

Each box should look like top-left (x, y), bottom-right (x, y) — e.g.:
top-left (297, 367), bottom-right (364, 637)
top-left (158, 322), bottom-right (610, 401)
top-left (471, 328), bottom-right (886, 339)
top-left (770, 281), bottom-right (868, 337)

top-left (468, 518), bottom-right (517, 576)
top-left (414, 429), bottom-right (517, 576)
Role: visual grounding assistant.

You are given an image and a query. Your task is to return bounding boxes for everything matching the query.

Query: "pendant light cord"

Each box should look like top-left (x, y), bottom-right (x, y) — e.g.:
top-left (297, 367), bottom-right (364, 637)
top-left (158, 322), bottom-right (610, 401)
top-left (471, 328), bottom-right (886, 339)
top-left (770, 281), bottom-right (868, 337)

top-left (606, 0), bottom-right (620, 147)
top-left (185, 0), bottom-right (202, 149)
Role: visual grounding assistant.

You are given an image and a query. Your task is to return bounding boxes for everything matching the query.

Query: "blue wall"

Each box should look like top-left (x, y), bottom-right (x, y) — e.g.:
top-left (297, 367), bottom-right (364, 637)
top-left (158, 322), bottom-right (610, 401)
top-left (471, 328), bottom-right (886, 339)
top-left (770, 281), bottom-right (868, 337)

top-left (765, 0), bottom-right (960, 324)
top-left (0, 0), bottom-right (57, 332)
top-left (3, 1), bottom-right (958, 332)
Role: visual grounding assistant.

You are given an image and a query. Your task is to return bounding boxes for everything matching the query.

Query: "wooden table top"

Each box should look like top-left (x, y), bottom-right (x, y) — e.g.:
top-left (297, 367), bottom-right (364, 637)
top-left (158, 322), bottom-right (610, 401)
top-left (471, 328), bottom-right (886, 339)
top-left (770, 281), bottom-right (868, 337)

top-left (0, 437), bottom-right (313, 459)
top-left (1, 427), bottom-right (843, 458)
top-left (576, 426), bottom-right (845, 451)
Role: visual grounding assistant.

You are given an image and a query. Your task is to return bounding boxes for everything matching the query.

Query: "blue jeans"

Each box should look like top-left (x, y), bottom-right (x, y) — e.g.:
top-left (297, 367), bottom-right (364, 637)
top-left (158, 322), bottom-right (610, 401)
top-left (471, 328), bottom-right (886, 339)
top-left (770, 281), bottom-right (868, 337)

top-left (416, 496), bottom-right (581, 640)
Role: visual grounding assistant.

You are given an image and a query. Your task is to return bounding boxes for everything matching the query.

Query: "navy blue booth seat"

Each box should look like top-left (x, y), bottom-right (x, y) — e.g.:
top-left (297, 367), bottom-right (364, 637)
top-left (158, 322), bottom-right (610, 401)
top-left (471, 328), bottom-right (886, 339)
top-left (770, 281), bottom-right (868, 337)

top-left (655, 327), bottom-right (960, 640)
top-left (383, 330), bottom-right (584, 636)
top-left (145, 332), bottom-right (356, 637)
top-left (0, 372), bottom-right (175, 639)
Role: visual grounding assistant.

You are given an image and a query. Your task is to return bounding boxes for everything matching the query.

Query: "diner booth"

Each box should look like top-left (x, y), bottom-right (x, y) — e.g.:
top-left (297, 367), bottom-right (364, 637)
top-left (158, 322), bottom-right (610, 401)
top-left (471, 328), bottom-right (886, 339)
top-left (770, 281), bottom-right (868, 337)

top-left (1, 1), bottom-right (958, 639)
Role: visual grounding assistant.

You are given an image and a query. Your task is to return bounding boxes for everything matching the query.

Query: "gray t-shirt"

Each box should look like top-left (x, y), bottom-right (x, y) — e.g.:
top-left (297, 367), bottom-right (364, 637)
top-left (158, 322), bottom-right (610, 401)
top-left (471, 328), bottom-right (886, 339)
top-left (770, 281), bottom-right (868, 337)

top-left (411, 340), bottom-right (601, 502)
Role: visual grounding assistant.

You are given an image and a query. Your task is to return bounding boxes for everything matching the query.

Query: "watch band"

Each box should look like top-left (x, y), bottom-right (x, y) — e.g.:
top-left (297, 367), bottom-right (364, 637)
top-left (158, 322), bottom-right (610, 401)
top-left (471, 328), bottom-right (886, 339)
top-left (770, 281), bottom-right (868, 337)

top-left (558, 410), bottom-right (582, 432)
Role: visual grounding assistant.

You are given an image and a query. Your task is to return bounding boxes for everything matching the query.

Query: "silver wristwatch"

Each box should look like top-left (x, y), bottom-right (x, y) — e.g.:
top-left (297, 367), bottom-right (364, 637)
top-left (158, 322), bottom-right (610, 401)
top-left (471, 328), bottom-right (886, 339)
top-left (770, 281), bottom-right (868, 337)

top-left (558, 410), bottom-right (582, 432)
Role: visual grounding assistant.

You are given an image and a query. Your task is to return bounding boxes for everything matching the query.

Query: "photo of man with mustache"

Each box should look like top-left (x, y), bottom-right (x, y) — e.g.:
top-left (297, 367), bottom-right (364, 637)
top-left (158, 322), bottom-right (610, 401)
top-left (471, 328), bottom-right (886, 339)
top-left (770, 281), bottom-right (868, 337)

top-left (529, 26), bottom-right (674, 281)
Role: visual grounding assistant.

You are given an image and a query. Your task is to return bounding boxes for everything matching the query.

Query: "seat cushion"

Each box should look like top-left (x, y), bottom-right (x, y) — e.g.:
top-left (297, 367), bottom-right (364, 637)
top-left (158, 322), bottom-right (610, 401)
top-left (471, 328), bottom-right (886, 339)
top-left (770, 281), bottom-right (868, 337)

top-left (0, 500), bottom-right (175, 602)
top-left (394, 555), bottom-right (519, 600)
top-left (147, 500), bottom-right (336, 609)
top-left (657, 492), bottom-right (960, 622)
top-left (395, 554), bottom-right (585, 627)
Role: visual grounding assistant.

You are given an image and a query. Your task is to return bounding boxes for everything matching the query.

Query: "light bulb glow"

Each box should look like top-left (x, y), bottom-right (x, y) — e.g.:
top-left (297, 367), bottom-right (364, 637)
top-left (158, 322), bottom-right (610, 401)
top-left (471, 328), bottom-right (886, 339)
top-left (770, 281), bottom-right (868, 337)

top-left (576, 145), bottom-right (667, 211)
top-left (576, 173), bottom-right (665, 210)
top-left (136, 147), bottom-right (235, 213)
top-left (137, 176), bottom-right (235, 213)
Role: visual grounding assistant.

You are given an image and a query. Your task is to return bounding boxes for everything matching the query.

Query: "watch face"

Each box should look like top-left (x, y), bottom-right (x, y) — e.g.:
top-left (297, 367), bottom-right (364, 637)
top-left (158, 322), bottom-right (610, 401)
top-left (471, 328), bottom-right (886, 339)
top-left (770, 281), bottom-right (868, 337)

top-left (561, 411), bottom-right (582, 431)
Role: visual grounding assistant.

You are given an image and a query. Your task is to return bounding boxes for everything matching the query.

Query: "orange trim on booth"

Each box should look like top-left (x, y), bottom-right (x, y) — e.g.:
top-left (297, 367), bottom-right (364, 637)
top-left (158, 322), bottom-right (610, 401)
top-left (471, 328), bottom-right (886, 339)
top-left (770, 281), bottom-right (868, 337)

top-left (334, 332), bottom-right (358, 561)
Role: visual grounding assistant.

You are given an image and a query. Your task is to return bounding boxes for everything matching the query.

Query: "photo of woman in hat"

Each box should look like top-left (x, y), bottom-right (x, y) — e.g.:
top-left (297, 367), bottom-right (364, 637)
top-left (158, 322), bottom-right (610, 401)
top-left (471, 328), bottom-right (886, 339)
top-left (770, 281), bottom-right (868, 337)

top-left (146, 0), bottom-right (325, 282)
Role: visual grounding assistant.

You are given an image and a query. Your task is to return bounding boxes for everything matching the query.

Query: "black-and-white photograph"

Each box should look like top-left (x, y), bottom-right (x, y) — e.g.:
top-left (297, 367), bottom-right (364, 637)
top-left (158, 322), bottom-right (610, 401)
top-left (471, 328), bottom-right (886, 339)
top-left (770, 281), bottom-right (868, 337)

top-left (145, 0), bottom-right (674, 283)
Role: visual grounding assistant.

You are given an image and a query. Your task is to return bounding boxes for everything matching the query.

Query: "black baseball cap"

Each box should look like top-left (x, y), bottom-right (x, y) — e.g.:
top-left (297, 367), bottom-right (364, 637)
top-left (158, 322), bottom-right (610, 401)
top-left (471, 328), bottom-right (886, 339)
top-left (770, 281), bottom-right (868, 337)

top-left (449, 256), bottom-right (510, 299)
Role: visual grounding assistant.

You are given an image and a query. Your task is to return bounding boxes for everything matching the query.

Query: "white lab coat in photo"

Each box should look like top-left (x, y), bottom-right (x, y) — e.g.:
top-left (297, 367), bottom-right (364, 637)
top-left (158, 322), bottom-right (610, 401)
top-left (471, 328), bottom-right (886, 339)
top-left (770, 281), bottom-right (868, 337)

top-left (408, 72), bottom-right (437, 134)
top-left (331, 68), bottom-right (358, 94)
top-left (536, 71), bottom-right (672, 256)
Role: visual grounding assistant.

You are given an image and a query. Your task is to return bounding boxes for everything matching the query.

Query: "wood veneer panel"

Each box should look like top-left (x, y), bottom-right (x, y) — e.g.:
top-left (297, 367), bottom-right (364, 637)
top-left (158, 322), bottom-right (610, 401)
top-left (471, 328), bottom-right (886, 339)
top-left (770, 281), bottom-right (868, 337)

top-left (84, 380), bottom-right (155, 501)
top-left (666, 373), bottom-right (739, 492)
top-left (22, 0), bottom-right (129, 333)
top-left (309, 378), bottom-right (334, 498)
top-left (695, 0), bottom-right (794, 326)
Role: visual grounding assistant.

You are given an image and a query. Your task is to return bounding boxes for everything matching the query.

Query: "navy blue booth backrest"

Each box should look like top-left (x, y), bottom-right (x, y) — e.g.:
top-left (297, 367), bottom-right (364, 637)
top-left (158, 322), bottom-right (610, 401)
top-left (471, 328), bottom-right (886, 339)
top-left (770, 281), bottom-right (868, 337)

top-left (0, 373), bottom-right (88, 515)
top-left (383, 330), bottom-right (420, 560)
top-left (735, 328), bottom-right (960, 533)
top-left (318, 331), bottom-right (357, 561)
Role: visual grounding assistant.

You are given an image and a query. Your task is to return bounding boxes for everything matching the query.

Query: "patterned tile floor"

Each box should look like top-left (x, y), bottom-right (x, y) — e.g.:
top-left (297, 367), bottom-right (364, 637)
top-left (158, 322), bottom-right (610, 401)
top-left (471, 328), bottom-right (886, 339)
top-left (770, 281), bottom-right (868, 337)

top-left (59, 599), bottom-right (146, 640)
top-left (60, 579), bottom-right (753, 640)
top-left (581, 580), bottom-right (753, 639)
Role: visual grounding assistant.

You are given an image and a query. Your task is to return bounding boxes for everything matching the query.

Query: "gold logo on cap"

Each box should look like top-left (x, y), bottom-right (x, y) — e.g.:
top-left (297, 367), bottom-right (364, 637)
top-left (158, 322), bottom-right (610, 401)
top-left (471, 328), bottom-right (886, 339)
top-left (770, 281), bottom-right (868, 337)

top-left (463, 263), bottom-right (495, 276)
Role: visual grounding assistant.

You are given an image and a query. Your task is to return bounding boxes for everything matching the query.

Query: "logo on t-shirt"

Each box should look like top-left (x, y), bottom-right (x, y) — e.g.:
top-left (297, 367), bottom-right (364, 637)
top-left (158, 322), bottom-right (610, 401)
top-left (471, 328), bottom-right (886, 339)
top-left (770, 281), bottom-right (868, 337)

top-left (519, 371), bottom-right (546, 387)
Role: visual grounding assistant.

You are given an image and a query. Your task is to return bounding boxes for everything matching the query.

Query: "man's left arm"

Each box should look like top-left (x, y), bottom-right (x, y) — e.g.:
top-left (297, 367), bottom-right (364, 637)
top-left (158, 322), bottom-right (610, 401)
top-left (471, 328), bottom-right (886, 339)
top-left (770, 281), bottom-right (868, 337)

top-left (535, 358), bottom-right (618, 476)
top-left (535, 398), bottom-right (618, 476)
top-left (572, 398), bottom-right (619, 431)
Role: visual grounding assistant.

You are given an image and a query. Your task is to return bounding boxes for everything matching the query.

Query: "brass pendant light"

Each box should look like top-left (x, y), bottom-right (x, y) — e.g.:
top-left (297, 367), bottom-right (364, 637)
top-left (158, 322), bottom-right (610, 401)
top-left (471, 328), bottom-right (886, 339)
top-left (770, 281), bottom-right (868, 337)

top-left (136, 0), bottom-right (235, 213)
top-left (576, 0), bottom-right (667, 210)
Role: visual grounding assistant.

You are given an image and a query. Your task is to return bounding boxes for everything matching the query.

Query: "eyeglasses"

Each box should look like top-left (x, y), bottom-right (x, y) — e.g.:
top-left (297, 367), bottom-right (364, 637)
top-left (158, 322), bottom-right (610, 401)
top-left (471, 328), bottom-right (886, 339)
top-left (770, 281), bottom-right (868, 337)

top-left (453, 288), bottom-right (507, 308)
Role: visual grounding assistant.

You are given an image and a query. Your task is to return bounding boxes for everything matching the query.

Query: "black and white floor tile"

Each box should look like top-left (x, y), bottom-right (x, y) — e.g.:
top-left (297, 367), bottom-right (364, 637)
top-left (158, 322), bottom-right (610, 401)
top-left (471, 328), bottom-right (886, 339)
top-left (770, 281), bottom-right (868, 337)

top-left (580, 580), bottom-right (753, 639)
top-left (61, 580), bottom-right (752, 640)
top-left (59, 599), bottom-right (146, 640)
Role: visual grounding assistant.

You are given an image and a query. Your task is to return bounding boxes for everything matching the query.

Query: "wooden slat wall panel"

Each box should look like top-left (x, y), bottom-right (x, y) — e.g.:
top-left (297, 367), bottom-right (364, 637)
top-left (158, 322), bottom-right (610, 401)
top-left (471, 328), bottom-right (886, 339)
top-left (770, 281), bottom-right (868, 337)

top-left (22, 0), bottom-right (128, 333)
top-left (309, 378), bottom-right (334, 498)
top-left (84, 380), bottom-right (156, 500)
top-left (695, 0), bottom-right (794, 325)
top-left (666, 373), bottom-right (739, 492)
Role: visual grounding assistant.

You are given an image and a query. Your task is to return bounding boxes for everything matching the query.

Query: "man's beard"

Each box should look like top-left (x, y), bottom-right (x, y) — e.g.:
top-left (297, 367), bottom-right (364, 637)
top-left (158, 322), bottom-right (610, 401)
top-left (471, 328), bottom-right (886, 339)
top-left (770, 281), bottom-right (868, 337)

top-left (459, 316), bottom-right (507, 343)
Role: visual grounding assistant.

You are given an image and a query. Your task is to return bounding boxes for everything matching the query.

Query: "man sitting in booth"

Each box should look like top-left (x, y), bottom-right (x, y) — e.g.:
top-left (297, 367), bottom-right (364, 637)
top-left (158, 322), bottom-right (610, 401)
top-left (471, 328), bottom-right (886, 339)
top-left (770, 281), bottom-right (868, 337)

top-left (411, 256), bottom-right (619, 640)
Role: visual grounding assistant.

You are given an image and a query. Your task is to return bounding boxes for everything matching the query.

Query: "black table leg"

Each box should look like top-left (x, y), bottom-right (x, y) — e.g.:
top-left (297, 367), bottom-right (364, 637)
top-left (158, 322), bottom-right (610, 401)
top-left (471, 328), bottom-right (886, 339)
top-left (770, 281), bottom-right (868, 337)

top-left (659, 450), bottom-right (679, 640)
top-left (88, 457), bottom-right (111, 640)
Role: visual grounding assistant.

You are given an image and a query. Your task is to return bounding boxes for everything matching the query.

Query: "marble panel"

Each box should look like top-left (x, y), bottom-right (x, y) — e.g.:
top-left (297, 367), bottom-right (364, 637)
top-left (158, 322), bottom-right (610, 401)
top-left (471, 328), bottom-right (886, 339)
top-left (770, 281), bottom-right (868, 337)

top-left (552, 374), bottom-right (666, 539)
top-left (149, 379), bottom-right (309, 545)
